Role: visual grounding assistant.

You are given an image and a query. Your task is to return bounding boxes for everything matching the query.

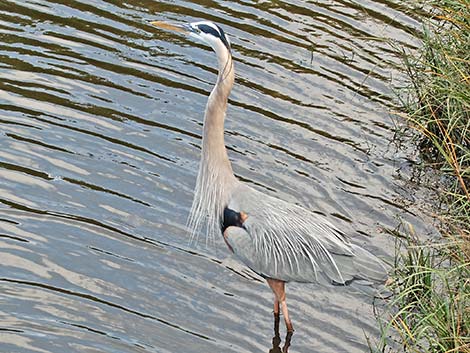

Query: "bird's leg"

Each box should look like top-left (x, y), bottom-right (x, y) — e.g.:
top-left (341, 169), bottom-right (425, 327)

top-left (266, 278), bottom-right (294, 332)
top-left (274, 297), bottom-right (280, 315)
top-left (283, 330), bottom-right (293, 353)
top-left (281, 299), bottom-right (293, 333)
top-left (267, 278), bottom-right (281, 315)
top-left (271, 310), bottom-right (281, 350)
top-left (273, 309), bottom-right (280, 334)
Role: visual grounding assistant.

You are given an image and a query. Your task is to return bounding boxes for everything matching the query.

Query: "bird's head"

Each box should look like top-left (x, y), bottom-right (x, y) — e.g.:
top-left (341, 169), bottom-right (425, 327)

top-left (150, 20), bottom-right (231, 55)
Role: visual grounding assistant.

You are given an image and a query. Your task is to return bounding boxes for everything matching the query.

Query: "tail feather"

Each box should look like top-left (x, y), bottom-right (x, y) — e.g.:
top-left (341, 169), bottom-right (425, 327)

top-left (325, 244), bottom-right (388, 285)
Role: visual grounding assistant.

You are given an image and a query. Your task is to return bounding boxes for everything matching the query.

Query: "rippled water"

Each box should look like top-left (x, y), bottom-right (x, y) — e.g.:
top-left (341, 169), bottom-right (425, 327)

top-left (0, 1), bottom-right (431, 352)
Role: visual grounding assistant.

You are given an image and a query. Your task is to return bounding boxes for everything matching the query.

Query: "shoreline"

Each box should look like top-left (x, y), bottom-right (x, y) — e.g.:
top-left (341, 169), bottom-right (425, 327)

top-left (376, 1), bottom-right (469, 352)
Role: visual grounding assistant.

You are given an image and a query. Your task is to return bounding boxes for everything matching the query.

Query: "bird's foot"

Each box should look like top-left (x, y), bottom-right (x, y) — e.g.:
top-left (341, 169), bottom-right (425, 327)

top-left (283, 330), bottom-right (293, 353)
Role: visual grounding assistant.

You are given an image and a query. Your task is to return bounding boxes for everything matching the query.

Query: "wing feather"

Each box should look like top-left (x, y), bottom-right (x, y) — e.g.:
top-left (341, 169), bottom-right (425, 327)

top-left (226, 184), bottom-right (386, 284)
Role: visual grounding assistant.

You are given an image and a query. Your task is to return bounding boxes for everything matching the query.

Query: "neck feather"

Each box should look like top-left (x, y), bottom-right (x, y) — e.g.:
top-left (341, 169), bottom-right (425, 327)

top-left (188, 49), bottom-right (239, 243)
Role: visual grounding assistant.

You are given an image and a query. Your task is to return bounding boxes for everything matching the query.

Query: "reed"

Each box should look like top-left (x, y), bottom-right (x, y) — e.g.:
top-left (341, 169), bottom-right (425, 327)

top-left (401, 0), bottom-right (470, 219)
top-left (375, 224), bottom-right (469, 352)
top-left (375, 1), bottom-right (470, 352)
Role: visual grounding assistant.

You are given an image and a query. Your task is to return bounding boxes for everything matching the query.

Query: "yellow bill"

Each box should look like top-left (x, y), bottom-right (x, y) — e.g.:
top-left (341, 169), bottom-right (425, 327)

top-left (150, 21), bottom-right (187, 33)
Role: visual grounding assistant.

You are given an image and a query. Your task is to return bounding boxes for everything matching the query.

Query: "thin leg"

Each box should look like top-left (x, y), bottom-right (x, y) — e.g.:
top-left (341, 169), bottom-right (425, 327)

top-left (272, 312), bottom-right (281, 349)
top-left (266, 278), bottom-right (294, 332)
top-left (280, 300), bottom-right (293, 332)
top-left (283, 330), bottom-right (293, 353)
top-left (273, 311), bottom-right (280, 335)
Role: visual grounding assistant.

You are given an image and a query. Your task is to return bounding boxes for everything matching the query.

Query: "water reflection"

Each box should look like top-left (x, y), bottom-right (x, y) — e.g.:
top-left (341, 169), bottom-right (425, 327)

top-left (269, 314), bottom-right (293, 353)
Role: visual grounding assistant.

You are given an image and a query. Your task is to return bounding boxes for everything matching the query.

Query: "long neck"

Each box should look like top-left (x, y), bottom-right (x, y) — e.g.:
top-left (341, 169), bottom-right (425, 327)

top-left (187, 48), bottom-right (238, 242)
top-left (202, 50), bottom-right (235, 176)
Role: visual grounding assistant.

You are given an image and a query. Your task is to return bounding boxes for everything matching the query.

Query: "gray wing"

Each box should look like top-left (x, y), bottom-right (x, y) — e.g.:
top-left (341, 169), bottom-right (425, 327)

top-left (226, 184), bottom-right (387, 284)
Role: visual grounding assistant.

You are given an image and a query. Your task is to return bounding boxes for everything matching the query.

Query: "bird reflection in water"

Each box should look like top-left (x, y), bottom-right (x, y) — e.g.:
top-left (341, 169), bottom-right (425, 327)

top-left (269, 313), bottom-right (293, 353)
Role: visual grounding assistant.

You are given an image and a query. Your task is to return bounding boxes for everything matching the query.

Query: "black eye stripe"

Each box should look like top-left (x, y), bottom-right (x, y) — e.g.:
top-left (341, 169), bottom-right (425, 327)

top-left (197, 24), bottom-right (219, 37)
top-left (197, 24), bottom-right (231, 51)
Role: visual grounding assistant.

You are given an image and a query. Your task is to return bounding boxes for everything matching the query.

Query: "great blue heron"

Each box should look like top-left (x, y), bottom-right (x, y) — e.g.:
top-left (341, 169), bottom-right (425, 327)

top-left (151, 20), bottom-right (387, 333)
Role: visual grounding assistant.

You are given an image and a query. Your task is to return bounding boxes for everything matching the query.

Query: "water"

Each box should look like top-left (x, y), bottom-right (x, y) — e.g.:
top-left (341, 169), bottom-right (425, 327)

top-left (0, 1), bottom-right (432, 352)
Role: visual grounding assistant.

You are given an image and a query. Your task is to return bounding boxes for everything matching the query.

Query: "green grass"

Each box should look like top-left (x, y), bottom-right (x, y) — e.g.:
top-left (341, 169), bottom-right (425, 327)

top-left (400, 0), bottom-right (470, 220)
top-left (375, 1), bottom-right (470, 352)
top-left (375, 224), bottom-right (469, 352)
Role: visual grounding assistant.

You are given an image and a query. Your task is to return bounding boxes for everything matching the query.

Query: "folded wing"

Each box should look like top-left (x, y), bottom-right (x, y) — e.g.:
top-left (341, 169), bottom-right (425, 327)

top-left (225, 185), bottom-right (387, 284)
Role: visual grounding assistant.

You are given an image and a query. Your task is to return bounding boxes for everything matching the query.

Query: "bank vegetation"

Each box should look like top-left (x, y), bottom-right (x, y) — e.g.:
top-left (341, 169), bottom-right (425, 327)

top-left (376, 1), bottom-right (469, 352)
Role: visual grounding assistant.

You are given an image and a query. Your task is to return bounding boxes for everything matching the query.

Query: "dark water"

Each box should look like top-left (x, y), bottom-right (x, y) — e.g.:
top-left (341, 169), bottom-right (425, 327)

top-left (0, 1), bottom-right (432, 352)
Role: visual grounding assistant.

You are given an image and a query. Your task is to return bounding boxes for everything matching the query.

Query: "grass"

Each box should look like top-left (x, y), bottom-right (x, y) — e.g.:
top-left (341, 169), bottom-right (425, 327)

top-left (400, 0), bottom-right (470, 220)
top-left (374, 1), bottom-right (470, 352)
top-left (375, 224), bottom-right (469, 352)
